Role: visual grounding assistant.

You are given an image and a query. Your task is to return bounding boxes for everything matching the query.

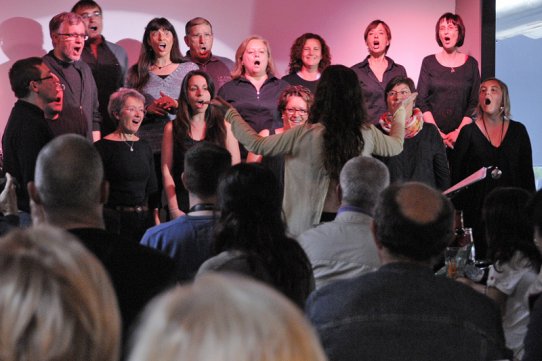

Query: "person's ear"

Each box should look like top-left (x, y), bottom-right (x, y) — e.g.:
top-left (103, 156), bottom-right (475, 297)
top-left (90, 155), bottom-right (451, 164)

top-left (27, 181), bottom-right (41, 205)
top-left (181, 172), bottom-right (187, 188)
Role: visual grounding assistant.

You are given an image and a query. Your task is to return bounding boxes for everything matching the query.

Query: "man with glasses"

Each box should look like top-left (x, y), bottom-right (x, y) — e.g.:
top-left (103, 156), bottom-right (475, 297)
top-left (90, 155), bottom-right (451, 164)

top-left (43, 12), bottom-right (101, 142)
top-left (184, 17), bottom-right (234, 90)
top-left (2, 57), bottom-right (59, 222)
top-left (72, 1), bottom-right (128, 137)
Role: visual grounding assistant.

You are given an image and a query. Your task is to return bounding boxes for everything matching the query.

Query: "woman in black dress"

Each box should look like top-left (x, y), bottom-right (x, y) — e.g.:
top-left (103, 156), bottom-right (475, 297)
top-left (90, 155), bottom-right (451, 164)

top-left (95, 88), bottom-right (158, 243)
top-left (451, 78), bottom-right (535, 258)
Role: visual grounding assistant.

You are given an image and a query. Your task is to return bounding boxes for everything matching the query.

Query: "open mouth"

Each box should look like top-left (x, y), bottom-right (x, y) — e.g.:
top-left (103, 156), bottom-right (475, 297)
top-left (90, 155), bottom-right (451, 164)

top-left (444, 36), bottom-right (450, 42)
top-left (90, 26), bottom-right (98, 31)
top-left (485, 98), bottom-right (491, 105)
top-left (374, 40), bottom-right (380, 46)
top-left (159, 43), bottom-right (167, 50)
top-left (254, 60), bottom-right (260, 66)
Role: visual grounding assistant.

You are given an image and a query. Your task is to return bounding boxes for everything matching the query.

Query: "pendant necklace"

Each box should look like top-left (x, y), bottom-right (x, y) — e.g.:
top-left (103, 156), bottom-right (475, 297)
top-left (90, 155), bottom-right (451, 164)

top-left (120, 133), bottom-right (134, 152)
top-left (481, 116), bottom-right (504, 147)
top-left (154, 62), bottom-right (173, 70)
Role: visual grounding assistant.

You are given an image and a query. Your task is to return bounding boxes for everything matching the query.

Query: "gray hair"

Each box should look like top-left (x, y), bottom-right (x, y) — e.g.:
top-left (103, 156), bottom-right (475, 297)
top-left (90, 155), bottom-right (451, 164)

top-left (107, 87), bottom-right (145, 120)
top-left (34, 134), bottom-right (104, 213)
top-left (128, 273), bottom-right (327, 361)
top-left (0, 225), bottom-right (120, 361)
top-left (340, 156), bottom-right (390, 214)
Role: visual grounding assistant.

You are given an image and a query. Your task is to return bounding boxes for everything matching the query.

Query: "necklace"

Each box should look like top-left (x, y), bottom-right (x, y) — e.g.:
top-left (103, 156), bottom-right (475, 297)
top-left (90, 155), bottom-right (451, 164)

top-left (481, 117), bottom-right (505, 147)
top-left (153, 62), bottom-right (173, 70)
top-left (119, 132), bottom-right (135, 151)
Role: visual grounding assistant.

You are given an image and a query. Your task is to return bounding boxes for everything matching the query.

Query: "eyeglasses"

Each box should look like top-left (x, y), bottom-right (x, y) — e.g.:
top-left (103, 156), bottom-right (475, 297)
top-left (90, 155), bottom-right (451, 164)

top-left (56, 33), bottom-right (88, 41)
top-left (387, 90), bottom-right (411, 97)
top-left (439, 25), bottom-right (458, 32)
top-left (80, 11), bottom-right (102, 19)
top-left (33, 76), bottom-right (65, 90)
top-left (122, 106), bottom-right (147, 115)
top-left (285, 108), bottom-right (308, 115)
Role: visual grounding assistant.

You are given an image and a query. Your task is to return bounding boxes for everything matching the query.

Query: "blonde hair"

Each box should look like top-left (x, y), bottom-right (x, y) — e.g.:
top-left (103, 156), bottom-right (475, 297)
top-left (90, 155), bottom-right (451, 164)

top-left (0, 225), bottom-right (120, 361)
top-left (128, 273), bottom-right (327, 361)
top-left (477, 77), bottom-right (512, 121)
top-left (231, 35), bottom-right (277, 79)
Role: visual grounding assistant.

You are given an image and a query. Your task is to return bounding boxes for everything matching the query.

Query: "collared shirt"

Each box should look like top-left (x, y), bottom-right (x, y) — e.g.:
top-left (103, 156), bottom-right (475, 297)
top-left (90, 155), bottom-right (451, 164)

top-left (43, 51), bottom-right (102, 140)
top-left (351, 56), bottom-right (407, 124)
top-left (186, 51), bottom-right (234, 90)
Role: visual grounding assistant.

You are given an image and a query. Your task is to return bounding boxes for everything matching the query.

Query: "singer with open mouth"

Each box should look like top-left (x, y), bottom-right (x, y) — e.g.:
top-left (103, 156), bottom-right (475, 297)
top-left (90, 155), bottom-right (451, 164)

top-left (417, 12), bottom-right (480, 149)
top-left (450, 78), bottom-right (535, 259)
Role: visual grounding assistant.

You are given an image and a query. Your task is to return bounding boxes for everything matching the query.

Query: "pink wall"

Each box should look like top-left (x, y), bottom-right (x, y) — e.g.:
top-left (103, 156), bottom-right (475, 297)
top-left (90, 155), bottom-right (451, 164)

top-left (1, 0), bottom-right (483, 144)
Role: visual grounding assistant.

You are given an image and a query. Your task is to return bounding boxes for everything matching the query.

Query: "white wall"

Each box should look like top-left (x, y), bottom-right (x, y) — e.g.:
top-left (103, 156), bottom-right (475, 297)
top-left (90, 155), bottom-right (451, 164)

top-left (0, 0), bottom-right (462, 143)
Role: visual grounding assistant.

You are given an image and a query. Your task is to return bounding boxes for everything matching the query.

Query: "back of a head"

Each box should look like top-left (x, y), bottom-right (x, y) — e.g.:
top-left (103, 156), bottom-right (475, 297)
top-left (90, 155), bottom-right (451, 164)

top-left (217, 163), bottom-right (283, 234)
top-left (340, 156), bottom-right (390, 213)
top-left (532, 189), bottom-right (542, 238)
top-left (310, 64), bottom-right (365, 127)
top-left (484, 187), bottom-right (539, 265)
top-left (0, 225), bottom-right (120, 361)
top-left (183, 142), bottom-right (232, 199)
top-left (34, 134), bottom-right (104, 213)
top-left (374, 182), bottom-right (454, 262)
top-left (128, 273), bottom-right (326, 361)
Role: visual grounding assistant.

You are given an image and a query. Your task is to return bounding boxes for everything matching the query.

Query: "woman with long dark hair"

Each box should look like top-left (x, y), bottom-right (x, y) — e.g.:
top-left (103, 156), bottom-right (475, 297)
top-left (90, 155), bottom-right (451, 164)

top-left (162, 70), bottom-right (239, 218)
top-left (459, 187), bottom-right (540, 360)
top-left (212, 64), bottom-right (414, 236)
top-left (198, 163), bottom-right (314, 308)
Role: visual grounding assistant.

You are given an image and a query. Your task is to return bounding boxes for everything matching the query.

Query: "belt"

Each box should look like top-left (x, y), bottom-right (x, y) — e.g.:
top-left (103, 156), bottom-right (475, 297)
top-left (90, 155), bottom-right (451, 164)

top-left (113, 205), bottom-right (148, 213)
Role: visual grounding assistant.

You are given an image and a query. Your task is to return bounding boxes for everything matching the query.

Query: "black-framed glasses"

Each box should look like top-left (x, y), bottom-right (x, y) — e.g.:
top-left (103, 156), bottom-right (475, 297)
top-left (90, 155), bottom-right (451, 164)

top-left (32, 76), bottom-right (65, 90)
top-left (56, 33), bottom-right (88, 41)
top-left (387, 90), bottom-right (411, 97)
top-left (80, 11), bottom-right (102, 19)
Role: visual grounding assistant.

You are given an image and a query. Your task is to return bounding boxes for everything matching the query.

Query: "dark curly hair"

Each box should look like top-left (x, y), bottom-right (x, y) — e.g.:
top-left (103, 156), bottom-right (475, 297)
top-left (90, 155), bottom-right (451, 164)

top-left (287, 33), bottom-right (331, 74)
top-left (484, 187), bottom-right (541, 272)
top-left (308, 65), bottom-right (367, 180)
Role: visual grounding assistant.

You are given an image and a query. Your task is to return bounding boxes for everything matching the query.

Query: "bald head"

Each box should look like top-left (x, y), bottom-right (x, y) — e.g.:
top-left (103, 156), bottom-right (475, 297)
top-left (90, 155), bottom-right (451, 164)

top-left (33, 134), bottom-right (105, 223)
top-left (374, 182), bottom-right (454, 262)
top-left (339, 156), bottom-right (389, 213)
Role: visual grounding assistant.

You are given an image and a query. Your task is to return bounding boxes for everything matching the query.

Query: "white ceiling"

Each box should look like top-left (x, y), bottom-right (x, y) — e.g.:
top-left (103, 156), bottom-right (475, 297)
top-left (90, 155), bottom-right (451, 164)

top-left (496, 0), bottom-right (542, 40)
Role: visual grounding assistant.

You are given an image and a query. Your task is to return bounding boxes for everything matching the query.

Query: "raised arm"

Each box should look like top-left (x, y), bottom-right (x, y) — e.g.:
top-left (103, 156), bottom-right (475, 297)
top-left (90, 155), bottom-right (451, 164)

top-left (161, 122), bottom-right (183, 219)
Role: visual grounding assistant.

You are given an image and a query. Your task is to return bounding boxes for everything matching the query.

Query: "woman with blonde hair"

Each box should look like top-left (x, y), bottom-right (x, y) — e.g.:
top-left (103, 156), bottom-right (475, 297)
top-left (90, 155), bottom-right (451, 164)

top-left (128, 273), bottom-right (327, 361)
top-left (218, 35), bottom-right (289, 164)
top-left (0, 225), bottom-right (120, 361)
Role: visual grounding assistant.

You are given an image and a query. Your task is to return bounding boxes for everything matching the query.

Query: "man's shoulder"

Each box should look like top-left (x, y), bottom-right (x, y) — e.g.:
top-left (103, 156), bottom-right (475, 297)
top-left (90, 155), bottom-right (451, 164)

top-left (70, 227), bottom-right (174, 271)
top-left (141, 215), bottom-right (215, 247)
top-left (212, 54), bottom-right (234, 68)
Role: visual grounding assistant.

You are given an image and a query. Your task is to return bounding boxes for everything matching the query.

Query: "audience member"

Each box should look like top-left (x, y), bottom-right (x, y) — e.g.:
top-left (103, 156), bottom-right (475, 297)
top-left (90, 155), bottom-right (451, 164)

top-left (215, 64), bottom-right (413, 236)
top-left (351, 20), bottom-right (407, 124)
top-left (28, 134), bottom-right (175, 352)
top-left (72, 0), bottom-right (129, 136)
top-left (459, 187), bottom-right (539, 359)
top-left (184, 17), bottom-right (234, 90)
top-left (298, 156), bottom-right (389, 289)
top-left (376, 76), bottom-right (450, 190)
top-left (43, 12), bottom-right (101, 141)
top-left (141, 142), bottom-right (231, 283)
top-left (417, 12), bottom-right (480, 148)
top-left (0, 225), bottom-right (120, 361)
top-left (161, 70), bottom-right (239, 218)
top-left (2, 57), bottom-right (57, 218)
top-left (218, 35), bottom-right (289, 161)
top-left (128, 274), bottom-right (327, 361)
top-left (94, 88), bottom-right (158, 243)
top-left (451, 77), bottom-right (535, 259)
top-left (198, 163), bottom-right (314, 308)
top-left (523, 189), bottom-right (542, 361)
top-left (282, 33), bottom-right (331, 94)
top-left (306, 182), bottom-right (511, 361)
